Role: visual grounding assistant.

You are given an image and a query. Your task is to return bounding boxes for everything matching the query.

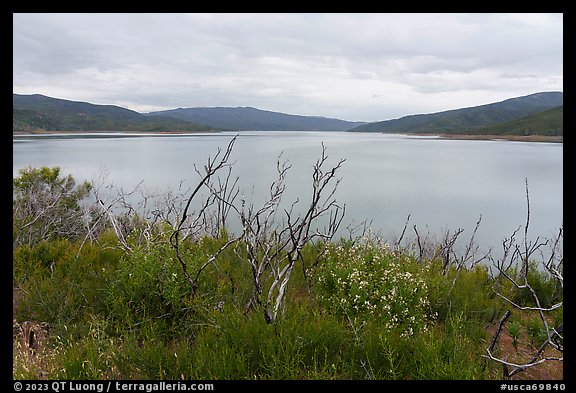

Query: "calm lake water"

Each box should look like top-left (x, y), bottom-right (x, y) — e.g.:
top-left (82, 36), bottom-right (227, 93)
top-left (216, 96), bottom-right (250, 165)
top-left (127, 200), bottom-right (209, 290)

top-left (13, 131), bottom-right (563, 254)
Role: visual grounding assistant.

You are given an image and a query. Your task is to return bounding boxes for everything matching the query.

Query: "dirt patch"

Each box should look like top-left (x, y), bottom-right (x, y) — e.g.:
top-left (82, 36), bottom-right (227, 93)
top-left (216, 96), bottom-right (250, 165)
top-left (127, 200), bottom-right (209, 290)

top-left (485, 323), bottom-right (563, 380)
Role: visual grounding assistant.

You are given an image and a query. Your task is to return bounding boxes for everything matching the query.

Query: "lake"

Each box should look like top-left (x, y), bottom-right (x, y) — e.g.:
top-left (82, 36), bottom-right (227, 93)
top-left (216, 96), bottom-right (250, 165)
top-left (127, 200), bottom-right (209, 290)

top-left (13, 131), bottom-right (563, 256)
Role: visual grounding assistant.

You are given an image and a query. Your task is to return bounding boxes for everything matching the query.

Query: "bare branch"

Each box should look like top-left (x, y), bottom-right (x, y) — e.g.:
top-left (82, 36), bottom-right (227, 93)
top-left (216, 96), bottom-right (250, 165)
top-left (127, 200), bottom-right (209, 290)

top-left (483, 347), bottom-right (563, 377)
top-left (485, 179), bottom-right (563, 378)
top-left (492, 291), bottom-right (562, 312)
top-left (395, 214), bottom-right (411, 251)
top-left (169, 136), bottom-right (238, 294)
top-left (263, 144), bottom-right (346, 324)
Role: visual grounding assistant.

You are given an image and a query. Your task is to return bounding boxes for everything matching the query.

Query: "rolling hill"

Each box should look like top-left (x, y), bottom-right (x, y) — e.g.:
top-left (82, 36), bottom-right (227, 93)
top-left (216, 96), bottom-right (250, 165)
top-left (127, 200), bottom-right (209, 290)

top-left (349, 92), bottom-right (563, 134)
top-left (146, 106), bottom-right (366, 131)
top-left (13, 92), bottom-right (562, 137)
top-left (13, 94), bottom-right (215, 132)
top-left (466, 106), bottom-right (563, 136)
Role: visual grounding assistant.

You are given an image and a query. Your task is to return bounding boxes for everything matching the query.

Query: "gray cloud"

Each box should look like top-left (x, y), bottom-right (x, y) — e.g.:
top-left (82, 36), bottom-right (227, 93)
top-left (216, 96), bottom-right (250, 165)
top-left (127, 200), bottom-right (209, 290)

top-left (13, 13), bottom-right (563, 122)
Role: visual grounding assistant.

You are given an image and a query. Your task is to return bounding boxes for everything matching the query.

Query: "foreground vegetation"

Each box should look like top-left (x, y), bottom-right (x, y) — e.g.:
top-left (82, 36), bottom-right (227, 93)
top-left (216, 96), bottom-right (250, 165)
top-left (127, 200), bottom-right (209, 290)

top-left (13, 144), bottom-right (563, 380)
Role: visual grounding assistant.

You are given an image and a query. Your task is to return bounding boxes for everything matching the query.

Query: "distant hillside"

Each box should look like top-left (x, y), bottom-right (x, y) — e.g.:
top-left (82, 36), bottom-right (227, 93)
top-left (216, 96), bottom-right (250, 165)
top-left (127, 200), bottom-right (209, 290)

top-left (13, 94), bottom-right (216, 132)
top-left (467, 106), bottom-right (563, 136)
top-left (14, 92), bottom-right (562, 136)
top-left (349, 92), bottom-right (563, 134)
top-left (147, 106), bottom-right (366, 131)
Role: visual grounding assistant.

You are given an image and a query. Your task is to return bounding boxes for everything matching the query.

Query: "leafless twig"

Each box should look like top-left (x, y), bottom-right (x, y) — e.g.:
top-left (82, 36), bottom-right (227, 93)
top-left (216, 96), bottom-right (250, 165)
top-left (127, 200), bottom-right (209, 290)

top-left (169, 136), bottom-right (238, 294)
top-left (485, 179), bottom-right (563, 378)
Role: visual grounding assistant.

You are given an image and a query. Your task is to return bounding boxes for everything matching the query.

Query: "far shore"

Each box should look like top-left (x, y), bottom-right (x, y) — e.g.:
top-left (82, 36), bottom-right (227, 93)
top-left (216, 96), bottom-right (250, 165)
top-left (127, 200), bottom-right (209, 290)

top-left (408, 133), bottom-right (563, 143)
top-left (13, 130), bottom-right (563, 143)
top-left (13, 129), bottom-right (219, 135)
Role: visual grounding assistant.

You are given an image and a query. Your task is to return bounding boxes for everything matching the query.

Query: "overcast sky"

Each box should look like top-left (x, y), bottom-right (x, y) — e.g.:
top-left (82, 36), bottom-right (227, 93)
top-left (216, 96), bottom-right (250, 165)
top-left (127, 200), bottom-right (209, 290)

top-left (13, 13), bottom-right (563, 122)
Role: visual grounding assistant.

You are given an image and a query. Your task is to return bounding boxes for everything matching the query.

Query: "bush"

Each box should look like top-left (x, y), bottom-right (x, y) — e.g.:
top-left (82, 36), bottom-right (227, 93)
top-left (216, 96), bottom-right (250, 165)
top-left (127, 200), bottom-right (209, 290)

top-left (13, 166), bottom-right (92, 246)
top-left (511, 262), bottom-right (563, 309)
top-left (427, 263), bottom-right (498, 324)
top-left (315, 236), bottom-right (436, 338)
top-left (525, 316), bottom-right (549, 348)
top-left (187, 302), bottom-right (352, 379)
top-left (13, 238), bottom-right (123, 328)
top-left (104, 242), bottom-right (193, 332)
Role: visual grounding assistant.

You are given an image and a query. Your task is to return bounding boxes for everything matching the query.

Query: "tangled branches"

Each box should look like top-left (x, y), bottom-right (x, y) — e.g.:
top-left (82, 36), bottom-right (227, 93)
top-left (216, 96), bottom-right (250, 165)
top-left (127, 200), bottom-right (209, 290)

top-left (483, 180), bottom-right (563, 378)
top-left (168, 137), bottom-right (346, 324)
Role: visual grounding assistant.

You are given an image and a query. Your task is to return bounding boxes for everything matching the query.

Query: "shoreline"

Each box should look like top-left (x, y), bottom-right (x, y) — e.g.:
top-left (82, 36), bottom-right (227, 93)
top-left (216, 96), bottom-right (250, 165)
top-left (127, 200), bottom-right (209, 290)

top-left (13, 130), bottom-right (563, 143)
top-left (13, 129), bottom-right (219, 135)
top-left (410, 133), bottom-right (563, 143)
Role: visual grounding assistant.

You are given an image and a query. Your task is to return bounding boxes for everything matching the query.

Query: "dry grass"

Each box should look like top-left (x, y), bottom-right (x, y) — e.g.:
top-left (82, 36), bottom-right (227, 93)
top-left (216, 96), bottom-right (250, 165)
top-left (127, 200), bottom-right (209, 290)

top-left (13, 319), bottom-right (58, 379)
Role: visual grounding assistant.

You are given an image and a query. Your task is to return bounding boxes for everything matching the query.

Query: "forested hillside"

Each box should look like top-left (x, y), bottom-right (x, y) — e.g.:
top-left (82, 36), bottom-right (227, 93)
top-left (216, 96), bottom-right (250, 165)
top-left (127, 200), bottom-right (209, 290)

top-left (13, 94), bottom-right (215, 132)
top-left (147, 106), bottom-right (366, 131)
top-left (349, 92), bottom-right (563, 135)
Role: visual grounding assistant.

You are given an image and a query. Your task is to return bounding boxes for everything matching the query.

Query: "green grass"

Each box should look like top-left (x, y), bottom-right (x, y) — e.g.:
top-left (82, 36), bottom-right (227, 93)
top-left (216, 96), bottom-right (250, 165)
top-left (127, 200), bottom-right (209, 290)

top-left (13, 230), bottom-right (562, 380)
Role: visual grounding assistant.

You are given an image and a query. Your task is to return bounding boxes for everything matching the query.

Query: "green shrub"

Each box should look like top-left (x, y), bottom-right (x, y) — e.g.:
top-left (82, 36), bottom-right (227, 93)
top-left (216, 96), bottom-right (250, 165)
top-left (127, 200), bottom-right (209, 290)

top-left (13, 238), bottom-right (74, 284)
top-left (185, 302), bottom-right (352, 379)
top-left (429, 263), bottom-right (498, 324)
top-left (356, 311), bottom-right (486, 380)
top-left (511, 263), bottom-right (563, 309)
top-left (104, 242), bottom-right (192, 331)
top-left (525, 316), bottom-right (549, 348)
top-left (408, 312), bottom-right (485, 379)
top-left (13, 166), bottom-right (92, 246)
top-left (508, 320), bottom-right (521, 352)
top-left (14, 238), bottom-right (123, 327)
top-left (315, 237), bottom-right (436, 338)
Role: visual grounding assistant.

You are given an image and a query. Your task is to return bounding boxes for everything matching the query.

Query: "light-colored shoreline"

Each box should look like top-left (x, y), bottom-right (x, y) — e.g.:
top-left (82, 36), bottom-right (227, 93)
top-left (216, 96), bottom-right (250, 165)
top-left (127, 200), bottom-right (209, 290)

top-left (409, 133), bottom-right (563, 143)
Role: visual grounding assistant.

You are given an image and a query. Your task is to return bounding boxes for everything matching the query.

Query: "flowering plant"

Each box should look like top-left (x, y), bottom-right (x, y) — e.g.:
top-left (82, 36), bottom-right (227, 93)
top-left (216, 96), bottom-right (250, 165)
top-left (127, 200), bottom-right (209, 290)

top-left (315, 235), bottom-right (436, 337)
